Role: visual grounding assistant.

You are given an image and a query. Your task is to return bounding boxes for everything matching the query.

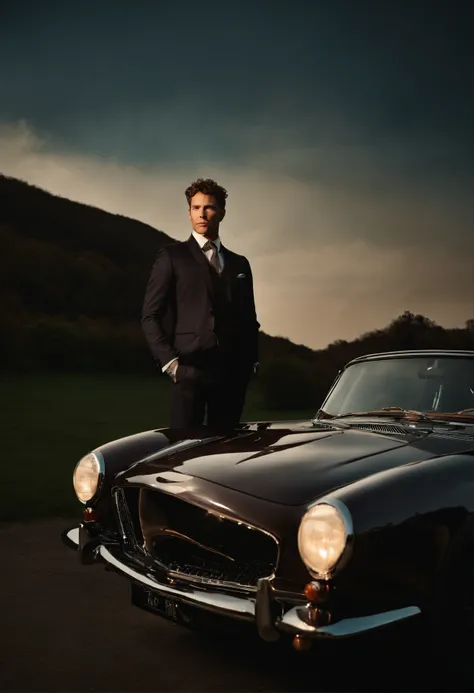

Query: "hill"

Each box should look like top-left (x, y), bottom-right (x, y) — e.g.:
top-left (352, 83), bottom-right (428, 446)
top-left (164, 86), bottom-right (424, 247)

top-left (0, 174), bottom-right (320, 373)
top-left (0, 173), bottom-right (174, 323)
top-left (1, 174), bottom-right (472, 394)
top-left (0, 174), bottom-right (173, 371)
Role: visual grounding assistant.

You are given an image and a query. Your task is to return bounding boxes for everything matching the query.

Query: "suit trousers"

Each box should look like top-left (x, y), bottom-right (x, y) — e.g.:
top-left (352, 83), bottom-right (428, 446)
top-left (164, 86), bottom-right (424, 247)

top-left (169, 348), bottom-right (252, 429)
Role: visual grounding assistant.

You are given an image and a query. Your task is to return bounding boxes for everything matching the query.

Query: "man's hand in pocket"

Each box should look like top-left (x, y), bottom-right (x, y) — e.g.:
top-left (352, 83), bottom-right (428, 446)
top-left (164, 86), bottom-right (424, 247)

top-left (166, 359), bottom-right (179, 383)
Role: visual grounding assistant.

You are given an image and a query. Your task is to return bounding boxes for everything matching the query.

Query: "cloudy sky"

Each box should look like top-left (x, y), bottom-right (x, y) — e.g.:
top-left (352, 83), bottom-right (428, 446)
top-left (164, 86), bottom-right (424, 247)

top-left (1, 0), bottom-right (473, 349)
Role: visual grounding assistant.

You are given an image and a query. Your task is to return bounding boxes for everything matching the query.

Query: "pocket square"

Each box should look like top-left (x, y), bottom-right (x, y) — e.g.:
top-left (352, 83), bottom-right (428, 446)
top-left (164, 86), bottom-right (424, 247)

top-left (237, 273), bottom-right (246, 279)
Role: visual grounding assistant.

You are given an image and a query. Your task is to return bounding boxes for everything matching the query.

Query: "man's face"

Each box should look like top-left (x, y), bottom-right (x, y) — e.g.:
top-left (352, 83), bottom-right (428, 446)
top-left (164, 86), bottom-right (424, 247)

top-left (188, 192), bottom-right (225, 239)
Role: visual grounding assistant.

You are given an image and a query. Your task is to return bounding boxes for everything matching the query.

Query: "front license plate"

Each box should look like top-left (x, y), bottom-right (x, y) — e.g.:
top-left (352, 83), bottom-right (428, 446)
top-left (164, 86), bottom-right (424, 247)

top-left (130, 583), bottom-right (180, 622)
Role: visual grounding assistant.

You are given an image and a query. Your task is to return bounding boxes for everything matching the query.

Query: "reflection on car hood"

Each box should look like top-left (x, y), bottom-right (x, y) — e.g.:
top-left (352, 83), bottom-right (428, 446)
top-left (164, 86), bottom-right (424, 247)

top-left (116, 421), bottom-right (474, 506)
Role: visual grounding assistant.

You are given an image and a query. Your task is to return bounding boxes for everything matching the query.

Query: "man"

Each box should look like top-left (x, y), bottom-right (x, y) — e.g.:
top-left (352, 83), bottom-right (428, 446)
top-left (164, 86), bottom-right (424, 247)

top-left (141, 178), bottom-right (260, 428)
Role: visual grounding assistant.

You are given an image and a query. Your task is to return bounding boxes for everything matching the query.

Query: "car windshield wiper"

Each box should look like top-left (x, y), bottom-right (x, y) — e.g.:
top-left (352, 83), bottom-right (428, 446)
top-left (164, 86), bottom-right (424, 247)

top-left (311, 410), bottom-right (352, 428)
top-left (425, 409), bottom-right (474, 420)
top-left (331, 407), bottom-right (430, 421)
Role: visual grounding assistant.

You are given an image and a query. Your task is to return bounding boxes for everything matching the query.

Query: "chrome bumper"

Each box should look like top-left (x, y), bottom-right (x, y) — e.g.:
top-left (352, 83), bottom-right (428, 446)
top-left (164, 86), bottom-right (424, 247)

top-left (63, 527), bottom-right (420, 641)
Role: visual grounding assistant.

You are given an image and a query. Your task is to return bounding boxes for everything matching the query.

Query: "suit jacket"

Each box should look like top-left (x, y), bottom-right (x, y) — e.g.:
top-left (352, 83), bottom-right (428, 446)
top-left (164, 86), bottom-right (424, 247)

top-left (141, 235), bottom-right (260, 370)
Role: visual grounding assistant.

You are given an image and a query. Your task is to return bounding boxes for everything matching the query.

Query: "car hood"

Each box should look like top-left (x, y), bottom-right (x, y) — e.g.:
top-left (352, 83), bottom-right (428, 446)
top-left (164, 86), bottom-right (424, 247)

top-left (116, 422), bottom-right (472, 505)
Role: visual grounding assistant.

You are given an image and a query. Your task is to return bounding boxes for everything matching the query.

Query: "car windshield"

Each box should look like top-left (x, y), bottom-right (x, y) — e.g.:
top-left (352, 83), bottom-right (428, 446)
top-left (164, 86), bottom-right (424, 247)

top-left (317, 355), bottom-right (474, 420)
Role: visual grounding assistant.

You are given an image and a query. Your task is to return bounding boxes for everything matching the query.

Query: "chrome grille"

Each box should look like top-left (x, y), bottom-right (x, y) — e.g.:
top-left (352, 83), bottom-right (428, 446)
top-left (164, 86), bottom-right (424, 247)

top-left (117, 486), bottom-right (279, 589)
top-left (114, 487), bottom-right (144, 553)
top-left (156, 536), bottom-right (275, 588)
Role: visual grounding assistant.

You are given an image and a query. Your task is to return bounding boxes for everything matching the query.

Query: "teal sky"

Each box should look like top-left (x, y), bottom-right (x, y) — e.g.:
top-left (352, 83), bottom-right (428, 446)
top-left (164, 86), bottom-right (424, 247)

top-left (1, 0), bottom-right (472, 348)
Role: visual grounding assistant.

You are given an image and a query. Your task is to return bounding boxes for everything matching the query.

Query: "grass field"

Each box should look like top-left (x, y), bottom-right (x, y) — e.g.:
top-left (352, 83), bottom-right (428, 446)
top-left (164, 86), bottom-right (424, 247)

top-left (1, 374), bottom-right (315, 521)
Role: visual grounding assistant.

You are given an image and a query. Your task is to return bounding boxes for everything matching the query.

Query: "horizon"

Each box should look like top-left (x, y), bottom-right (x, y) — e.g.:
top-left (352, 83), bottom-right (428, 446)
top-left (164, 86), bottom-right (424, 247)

top-left (3, 170), bottom-right (471, 354)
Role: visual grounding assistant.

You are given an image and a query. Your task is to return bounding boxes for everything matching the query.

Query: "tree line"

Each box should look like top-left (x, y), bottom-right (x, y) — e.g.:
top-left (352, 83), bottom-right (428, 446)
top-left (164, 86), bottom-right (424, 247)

top-left (1, 174), bottom-right (472, 408)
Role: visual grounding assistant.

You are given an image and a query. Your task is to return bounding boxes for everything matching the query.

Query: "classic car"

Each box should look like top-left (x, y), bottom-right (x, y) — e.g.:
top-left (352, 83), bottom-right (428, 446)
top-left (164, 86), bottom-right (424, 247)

top-left (62, 349), bottom-right (474, 681)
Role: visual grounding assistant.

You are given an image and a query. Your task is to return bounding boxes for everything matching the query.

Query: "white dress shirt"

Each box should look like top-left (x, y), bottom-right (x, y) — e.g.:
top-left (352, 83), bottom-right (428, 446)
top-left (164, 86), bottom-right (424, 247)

top-left (191, 229), bottom-right (225, 271)
top-left (161, 231), bottom-right (224, 373)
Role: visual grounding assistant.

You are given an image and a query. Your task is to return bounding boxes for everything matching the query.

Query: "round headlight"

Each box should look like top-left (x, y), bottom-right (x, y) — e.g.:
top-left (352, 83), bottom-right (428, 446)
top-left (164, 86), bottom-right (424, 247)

top-left (297, 501), bottom-right (352, 578)
top-left (73, 452), bottom-right (103, 504)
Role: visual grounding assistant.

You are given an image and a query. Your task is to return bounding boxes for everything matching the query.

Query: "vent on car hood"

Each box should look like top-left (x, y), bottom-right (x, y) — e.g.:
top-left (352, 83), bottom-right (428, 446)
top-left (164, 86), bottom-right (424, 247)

top-left (350, 423), bottom-right (416, 436)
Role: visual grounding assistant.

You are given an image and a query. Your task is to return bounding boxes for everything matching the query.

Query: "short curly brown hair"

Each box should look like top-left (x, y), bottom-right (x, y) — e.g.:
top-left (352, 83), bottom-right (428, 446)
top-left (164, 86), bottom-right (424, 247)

top-left (184, 178), bottom-right (228, 210)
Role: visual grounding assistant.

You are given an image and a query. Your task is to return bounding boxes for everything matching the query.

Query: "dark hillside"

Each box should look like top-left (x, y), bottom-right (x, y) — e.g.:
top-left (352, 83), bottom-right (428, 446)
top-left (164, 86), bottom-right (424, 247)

top-left (1, 174), bottom-right (472, 405)
top-left (0, 174), bottom-right (173, 324)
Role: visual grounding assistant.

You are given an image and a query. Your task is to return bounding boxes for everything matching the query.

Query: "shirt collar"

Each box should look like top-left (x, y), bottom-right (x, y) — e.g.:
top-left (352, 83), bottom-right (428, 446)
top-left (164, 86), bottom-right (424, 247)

top-left (192, 230), bottom-right (221, 251)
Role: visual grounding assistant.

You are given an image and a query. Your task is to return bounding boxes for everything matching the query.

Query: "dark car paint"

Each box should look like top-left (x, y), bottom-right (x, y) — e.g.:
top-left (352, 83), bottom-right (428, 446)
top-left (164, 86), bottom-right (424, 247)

top-left (87, 427), bottom-right (211, 526)
top-left (81, 349), bottom-right (474, 621)
top-left (83, 416), bottom-right (474, 619)
top-left (325, 449), bottom-right (474, 614)
top-left (114, 424), bottom-right (474, 506)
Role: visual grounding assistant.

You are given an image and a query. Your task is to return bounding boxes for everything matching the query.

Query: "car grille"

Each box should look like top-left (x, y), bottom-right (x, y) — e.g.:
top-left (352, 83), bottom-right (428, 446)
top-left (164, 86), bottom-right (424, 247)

top-left (114, 487), bottom-right (145, 552)
top-left (114, 487), bottom-right (278, 589)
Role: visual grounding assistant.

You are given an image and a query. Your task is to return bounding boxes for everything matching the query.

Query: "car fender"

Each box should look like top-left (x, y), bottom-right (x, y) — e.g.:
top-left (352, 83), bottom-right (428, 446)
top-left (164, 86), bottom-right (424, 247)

top-left (317, 450), bottom-right (474, 609)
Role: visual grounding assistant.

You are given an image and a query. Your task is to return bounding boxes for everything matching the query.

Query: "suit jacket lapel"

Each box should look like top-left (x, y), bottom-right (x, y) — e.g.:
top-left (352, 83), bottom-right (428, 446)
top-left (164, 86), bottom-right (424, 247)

top-left (185, 235), bottom-right (214, 296)
top-left (220, 246), bottom-right (237, 301)
top-left (220, 245), bottom-right (237, 279)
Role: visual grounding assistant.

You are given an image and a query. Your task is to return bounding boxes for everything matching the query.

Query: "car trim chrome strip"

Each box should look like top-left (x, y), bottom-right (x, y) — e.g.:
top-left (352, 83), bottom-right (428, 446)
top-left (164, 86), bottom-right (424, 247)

top-left (99, 542), bottom-right (421, 636)
top-left (62, 527), bottom-right (421, 639)
top-left (98, 544), bottom-right (256, 619)
top-left (64, 527), bottom-right (80, 548)
top-left (278, 604), bottom-right (421, 637)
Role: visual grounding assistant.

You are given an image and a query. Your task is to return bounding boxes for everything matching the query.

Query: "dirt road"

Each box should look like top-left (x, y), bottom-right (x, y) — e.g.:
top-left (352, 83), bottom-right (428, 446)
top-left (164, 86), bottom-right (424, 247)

top-left (0, 519), bottom-right (463, 692)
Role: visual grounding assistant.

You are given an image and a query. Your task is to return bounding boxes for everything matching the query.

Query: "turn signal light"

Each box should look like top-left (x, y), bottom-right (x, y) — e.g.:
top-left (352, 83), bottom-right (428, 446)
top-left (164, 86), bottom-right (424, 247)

top-left (304, 580), bottom-right (330, 603)
top-left (292, 634), bottom-right (312, 651)
top-left (83, 507), bottom-right (99, 522)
